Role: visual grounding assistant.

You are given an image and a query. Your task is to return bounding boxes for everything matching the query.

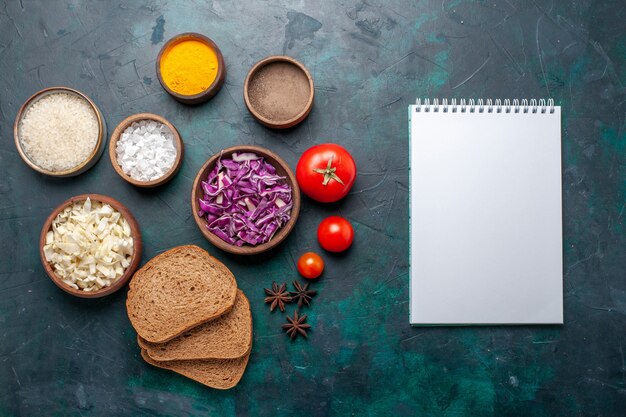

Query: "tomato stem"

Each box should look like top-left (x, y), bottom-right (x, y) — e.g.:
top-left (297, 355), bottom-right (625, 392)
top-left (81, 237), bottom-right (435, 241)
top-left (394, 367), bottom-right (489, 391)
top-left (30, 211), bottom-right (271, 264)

top-left (312, 157), bottom-right (345, 186)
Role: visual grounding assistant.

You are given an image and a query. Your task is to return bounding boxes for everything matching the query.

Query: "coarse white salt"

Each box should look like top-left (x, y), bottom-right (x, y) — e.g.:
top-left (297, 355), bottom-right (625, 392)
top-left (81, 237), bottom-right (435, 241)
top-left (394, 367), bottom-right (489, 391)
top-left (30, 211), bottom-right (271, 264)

top-left (19, 92), bottom-right (99, 172)
top-left (115, 120), bottom-right (177, 182)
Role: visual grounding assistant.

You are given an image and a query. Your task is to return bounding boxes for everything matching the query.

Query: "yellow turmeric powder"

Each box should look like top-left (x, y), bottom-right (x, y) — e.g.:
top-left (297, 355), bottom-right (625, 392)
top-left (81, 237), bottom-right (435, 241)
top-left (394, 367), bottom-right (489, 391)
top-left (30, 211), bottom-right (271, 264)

top-left (160, 39), bottom-right (218, 96)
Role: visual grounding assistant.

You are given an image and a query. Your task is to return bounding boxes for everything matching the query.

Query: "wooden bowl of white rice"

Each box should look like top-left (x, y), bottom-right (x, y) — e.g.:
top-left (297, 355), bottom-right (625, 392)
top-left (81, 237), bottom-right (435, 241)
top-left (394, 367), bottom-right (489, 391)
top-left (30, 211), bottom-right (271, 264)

top-left (13, 87), bottom-right (106, 177)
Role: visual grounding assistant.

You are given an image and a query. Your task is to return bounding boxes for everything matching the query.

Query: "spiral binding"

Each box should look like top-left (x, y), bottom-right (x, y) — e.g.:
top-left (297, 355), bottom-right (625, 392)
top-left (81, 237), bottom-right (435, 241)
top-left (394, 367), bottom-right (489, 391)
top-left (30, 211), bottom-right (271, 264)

top-left (414, 98), bottom-right (555, 114)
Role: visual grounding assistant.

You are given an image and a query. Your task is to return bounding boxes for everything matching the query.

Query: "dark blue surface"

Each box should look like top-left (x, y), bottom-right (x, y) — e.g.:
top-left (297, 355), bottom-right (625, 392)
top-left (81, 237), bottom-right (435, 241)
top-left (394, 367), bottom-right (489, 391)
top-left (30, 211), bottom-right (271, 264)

top-left (0, 1), bottom-right (624, 416)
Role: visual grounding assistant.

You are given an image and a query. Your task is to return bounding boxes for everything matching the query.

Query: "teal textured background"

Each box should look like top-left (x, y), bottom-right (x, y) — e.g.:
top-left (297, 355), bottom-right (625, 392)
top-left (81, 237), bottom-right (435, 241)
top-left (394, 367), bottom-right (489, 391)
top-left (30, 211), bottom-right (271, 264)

top-left (0, 1), bottom-right (624, 416)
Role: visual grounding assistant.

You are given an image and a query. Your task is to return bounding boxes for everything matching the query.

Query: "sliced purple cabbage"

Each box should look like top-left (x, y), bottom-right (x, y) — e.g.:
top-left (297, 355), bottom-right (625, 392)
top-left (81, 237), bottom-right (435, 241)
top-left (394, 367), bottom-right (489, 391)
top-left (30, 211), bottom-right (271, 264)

top-left (198, 152), bottom-right (293, 246)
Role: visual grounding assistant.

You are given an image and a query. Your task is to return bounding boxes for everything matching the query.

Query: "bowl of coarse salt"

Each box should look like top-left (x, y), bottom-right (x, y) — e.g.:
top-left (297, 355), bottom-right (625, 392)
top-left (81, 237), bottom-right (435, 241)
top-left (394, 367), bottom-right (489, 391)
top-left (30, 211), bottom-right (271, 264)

top-left (109, 113), bottom-right (184, 187)
top-left (14, 87), bottom-right (107, 177)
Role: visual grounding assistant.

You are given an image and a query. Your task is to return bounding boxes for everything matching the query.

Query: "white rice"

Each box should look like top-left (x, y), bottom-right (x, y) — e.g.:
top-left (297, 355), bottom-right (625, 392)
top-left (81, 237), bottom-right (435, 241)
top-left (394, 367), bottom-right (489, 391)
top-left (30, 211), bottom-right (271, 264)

top-left (19, 92), bottom-right (99, 172)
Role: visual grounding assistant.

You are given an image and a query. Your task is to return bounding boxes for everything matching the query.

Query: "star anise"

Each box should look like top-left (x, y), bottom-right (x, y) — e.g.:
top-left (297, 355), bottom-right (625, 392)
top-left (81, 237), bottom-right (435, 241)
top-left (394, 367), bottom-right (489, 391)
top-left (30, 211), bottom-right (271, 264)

top-left (282, 310), bottom-right (311, 340)
top-left (264, 282), bottom-right (292, 312)
top-left (290, 281), bottom-right (317, 307)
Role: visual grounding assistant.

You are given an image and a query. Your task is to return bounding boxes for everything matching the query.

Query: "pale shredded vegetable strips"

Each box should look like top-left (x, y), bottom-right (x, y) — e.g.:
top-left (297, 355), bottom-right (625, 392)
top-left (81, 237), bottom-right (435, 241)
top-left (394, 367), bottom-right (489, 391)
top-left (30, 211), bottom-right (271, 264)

top-left (43, 198), bottom-right (134, 291)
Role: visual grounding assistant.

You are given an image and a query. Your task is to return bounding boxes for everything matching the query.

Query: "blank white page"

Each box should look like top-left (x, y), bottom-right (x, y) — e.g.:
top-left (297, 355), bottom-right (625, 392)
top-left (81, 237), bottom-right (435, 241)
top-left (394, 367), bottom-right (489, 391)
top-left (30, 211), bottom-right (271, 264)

top-left (409, 104), bottom-right (563, 325)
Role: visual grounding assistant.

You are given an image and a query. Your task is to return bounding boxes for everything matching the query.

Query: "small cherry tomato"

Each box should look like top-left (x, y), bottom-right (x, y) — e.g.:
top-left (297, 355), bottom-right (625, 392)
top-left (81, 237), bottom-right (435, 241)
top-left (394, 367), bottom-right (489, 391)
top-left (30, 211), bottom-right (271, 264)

top-left (317, 216), bottom-right (354, 252)
top-left (297, 252), bottom-right (324, 279)
top-left (296, 144), bottom-right (357, 203)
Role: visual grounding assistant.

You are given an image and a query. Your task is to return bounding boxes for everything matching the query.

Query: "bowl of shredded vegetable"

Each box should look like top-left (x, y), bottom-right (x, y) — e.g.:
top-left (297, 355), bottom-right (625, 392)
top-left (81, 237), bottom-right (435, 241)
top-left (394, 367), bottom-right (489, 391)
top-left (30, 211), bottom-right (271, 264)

top-left (191, 145), bottom-right (300, 255)
top-left (39, 194), bottom-right (142, 298)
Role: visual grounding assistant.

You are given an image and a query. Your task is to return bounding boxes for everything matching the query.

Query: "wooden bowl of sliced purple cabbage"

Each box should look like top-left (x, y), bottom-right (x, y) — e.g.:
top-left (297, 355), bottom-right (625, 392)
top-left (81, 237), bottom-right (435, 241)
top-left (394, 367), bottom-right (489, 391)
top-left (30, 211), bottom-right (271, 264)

top-left (191, 145), bottom-right (301, 255)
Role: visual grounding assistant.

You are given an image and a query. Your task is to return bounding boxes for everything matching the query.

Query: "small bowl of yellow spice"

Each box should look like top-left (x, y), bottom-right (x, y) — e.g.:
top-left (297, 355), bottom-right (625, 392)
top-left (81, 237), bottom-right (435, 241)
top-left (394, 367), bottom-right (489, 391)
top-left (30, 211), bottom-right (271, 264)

top-left (156, 33), bottom-right (225, 105)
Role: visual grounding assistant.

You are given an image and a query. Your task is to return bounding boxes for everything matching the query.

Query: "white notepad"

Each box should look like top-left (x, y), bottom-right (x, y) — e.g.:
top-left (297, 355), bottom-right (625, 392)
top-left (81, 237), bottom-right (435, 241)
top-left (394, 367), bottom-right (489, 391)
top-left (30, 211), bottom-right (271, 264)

top-left (409, 99), bottom-right (563, 325)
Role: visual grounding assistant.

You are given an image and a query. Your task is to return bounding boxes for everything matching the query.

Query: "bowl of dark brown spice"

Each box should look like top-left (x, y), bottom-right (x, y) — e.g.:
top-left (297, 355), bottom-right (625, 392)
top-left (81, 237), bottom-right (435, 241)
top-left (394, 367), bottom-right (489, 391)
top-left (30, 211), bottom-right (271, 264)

top-left (243, 56), bottom-right (314, 129)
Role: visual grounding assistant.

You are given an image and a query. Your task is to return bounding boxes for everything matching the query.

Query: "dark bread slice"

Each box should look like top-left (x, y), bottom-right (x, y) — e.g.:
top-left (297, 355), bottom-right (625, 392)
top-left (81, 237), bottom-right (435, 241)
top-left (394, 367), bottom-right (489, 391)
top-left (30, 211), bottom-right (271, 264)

top-left (126, 245), bottom-right (237, 343)
top-left (140, 349), bottom-right (250, 390)
top-left (138, 290), bottom-right (252, 361)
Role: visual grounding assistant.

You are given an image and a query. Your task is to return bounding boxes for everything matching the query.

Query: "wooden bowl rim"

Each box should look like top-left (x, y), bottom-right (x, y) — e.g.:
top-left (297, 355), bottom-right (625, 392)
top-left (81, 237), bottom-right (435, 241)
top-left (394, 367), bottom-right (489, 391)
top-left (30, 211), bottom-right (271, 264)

top-left (191, 145), bottom-right (301, 255)
top-left (109, 113), bottom-right (184, 188)
top-left (156, 32), bottom-right (226, 103)
top-left (39, 194), bottom-right (143, 298)
top-left (13, 86), bottom-right (105, 176)
top-left (243, 56), bottom-right (314, 129)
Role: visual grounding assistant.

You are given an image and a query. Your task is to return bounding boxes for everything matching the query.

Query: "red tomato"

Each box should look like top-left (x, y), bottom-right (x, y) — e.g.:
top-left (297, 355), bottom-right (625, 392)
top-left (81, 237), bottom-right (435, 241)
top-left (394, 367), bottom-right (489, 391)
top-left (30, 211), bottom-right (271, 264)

top-left (297, 252), bottom-right (324, 279)
top-left (317, 216), bottom-right (354, 252)
top-left (296, 144), bottom-right (356, 203)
